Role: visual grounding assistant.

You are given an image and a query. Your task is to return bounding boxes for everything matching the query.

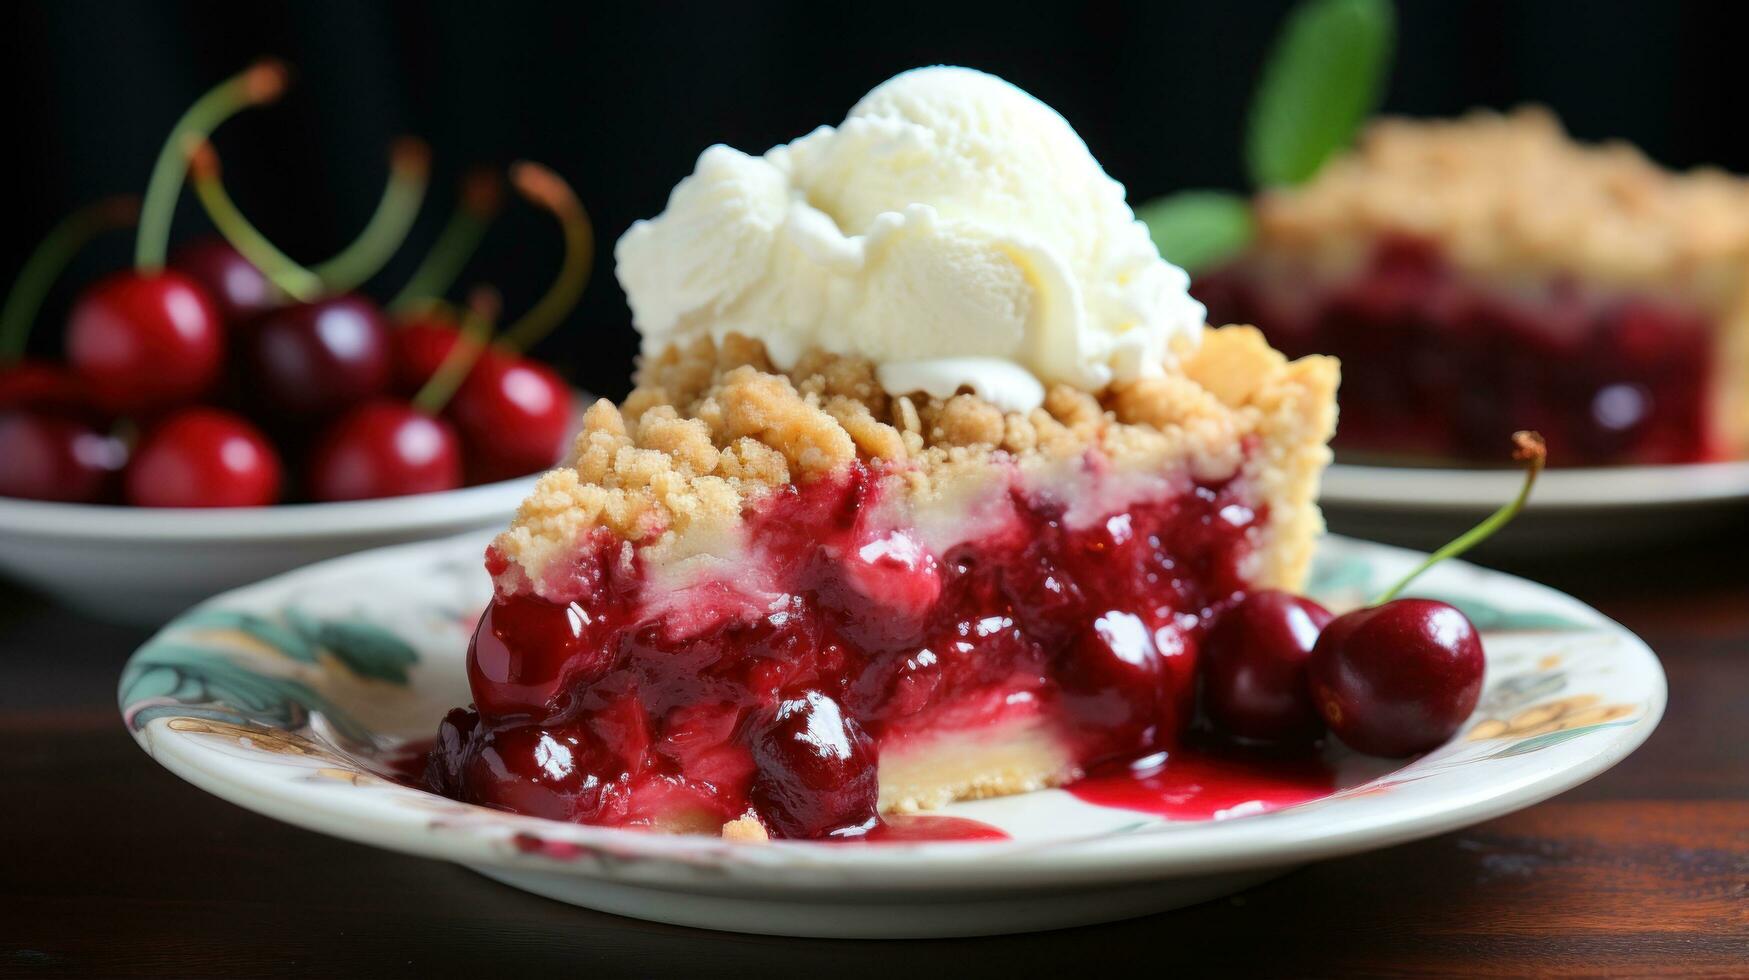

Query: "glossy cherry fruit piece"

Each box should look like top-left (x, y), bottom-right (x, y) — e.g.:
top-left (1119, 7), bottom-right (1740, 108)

top-left (0, 410), bottom-right (126, 502)
top-left (124, 407), bottom-right (282, 507)
top-left (458, 722), bottom-right (625, 823)
top-left (448, 351), bottom-right (573, 482)
top-left (306, 400), bottom-right (461, 502)
top-left (1307, 598), bottom-right (1485, 757)
top-left (467, 593), bottom-right (618, 720)
top-left (748, 690), bottom-right (879, 839)
top-left (171, 236), bottom-right (278, 323)
top-left (243, 295), bottom-right (392, 419)
top-left (1202, 590), bottom-right (1334, 743)
top-left (66, 270), bottom-right (224, 415)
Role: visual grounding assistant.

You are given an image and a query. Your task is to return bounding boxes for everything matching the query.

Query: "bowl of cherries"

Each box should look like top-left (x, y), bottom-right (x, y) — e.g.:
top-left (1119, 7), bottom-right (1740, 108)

top-left (0, 61), bottom-right (592, 624)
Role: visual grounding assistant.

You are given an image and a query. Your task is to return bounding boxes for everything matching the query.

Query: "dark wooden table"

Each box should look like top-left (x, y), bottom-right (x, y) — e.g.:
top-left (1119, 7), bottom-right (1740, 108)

top-left (4, 529), bottom-right (1746, 978)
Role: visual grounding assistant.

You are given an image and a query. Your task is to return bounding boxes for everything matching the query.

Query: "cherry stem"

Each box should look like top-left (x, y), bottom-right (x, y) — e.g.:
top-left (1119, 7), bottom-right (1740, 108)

top-left (186, 141), bottom-right (324, 302)
top-left (497, 162), bottom-right (593, 353)
top-left (311, 138), bottom-right (432, 293)
top-left (412, 286), bottom-right (498, 415)
top-left (136, 58), bottom-right (288, 272)
top-left (0, 196), bottom-right (139, 361)
top-left (389, 168), bottom-right (503, 314)
top-left (1372, 431), bottom-right (1548, 605)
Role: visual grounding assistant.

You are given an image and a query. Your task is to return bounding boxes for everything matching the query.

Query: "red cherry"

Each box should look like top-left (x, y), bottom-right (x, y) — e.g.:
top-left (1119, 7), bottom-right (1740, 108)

top-left (459, 722), bottom-right (625, 822)
top-left (1202, 590), bottom-right (1334, 743)
top-left (467, 593), bottom-right (617, 720)
top-left (124, 407), bottom-right (282, 507)
top-left (242, 295), bottom-right (392, 419)
top-left (448, 350), bottom-right (573, 482)
top-left (0, 361), bottom-right (94, 416)
top-left (1307, 599), bottom-right (1485, 757)
top-left (66, 270), bottom-right (224, 415)
top-left (306, 399), bottom-right (462, 502)
top-left (390, 316), bottom-right (461, 395)
top-left (0, 410), bottom-right (126, 502)
top-left (171, 236), bottom-right (278, 323)
top-left (748, 690), bottom-right (879, 838)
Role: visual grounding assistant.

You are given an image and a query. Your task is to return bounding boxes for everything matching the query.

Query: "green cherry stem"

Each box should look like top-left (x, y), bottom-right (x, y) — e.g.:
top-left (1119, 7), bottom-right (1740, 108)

top-left (412, 286), bottom-right (498, 415)
top-left (186, 141), bottom-right (324, 302)
top-left (388, 168), bottom-right (504, 314)
top-left (496, 162), bottom-right (593, 353)
top-left (135, 58), bottom-right (288, 272)
top-left (1372, 431), bottom-right (1548, 605)
top-left (0, 195), bottom-right (139, 361)
top-left (310, 138), bottom-right (432, 293)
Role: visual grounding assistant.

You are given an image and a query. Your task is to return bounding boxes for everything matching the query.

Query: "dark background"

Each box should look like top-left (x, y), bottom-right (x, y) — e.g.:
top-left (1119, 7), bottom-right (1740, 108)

top-left (2, 0), bottom-right (1745, 399)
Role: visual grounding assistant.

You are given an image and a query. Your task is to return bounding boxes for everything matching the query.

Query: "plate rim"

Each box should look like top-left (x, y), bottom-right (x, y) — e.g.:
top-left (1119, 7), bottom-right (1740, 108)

top-left (0, 476), bottom-right (536, 542)
top-left (1322, 458), bottom-right (1749, 512)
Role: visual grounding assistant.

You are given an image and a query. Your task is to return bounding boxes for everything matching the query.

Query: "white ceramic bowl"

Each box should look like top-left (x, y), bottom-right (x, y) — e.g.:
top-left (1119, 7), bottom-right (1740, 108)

top-left (0, 478), bottom-right (535, 625)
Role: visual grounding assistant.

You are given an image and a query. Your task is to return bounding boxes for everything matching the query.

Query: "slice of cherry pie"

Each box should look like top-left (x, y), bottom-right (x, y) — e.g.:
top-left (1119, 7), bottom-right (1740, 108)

top-left (423, 327), bottom-right (1336, 839)
top-left (1195, 108), bottom-right (1749, 466)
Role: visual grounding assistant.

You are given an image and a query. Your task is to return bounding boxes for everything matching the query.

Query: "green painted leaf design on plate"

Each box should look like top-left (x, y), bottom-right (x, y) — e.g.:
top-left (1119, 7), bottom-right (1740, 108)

top-left (1305, 552), bottom-right (1375, 600)
top-left (174, 609), bottom-right (318, 662)
top-left (1488, 720), bottom-right (1638, 759)
top-left (1407, 595), bottom-right (1589, 632)
top-left (313, 619), bottom-right (419, 684)
top-left (119, 642), bottom-right (371, 743)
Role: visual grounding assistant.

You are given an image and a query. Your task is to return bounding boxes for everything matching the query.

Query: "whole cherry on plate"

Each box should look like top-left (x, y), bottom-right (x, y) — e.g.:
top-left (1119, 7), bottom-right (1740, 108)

top-left (1307, 431), bottom-right (1547, 757)
top-left (445, 163), bottom-right (591, 483)
top-left (1201, 589), bottom-right (1334, 743)
top-left (186, 138), bottom-right (431, 421)
top-left (303, 289), bottom-right (496, 502)
top-left (124, 406), bottom-right (282, 508)
top-left (64, 60), bottom-right (288, 416)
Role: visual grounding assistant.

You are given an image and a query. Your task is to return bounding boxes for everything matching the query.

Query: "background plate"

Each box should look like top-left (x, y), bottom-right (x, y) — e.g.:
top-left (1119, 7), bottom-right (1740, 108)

top-left (1321, 459), bottom-right (1749, 553)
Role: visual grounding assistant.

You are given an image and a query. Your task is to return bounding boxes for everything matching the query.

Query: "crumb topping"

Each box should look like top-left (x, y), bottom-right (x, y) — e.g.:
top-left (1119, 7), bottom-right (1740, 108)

top-left (493, 328), bottom-right (1336, 592)
top-left (1254, 107), bottom-right (1749, 291)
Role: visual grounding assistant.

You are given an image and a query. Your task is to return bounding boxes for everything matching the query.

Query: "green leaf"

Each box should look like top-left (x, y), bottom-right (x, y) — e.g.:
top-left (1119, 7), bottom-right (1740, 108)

top-left (1135, 191), bottom-right (1254, 273)
top-left (316, 620), bottom-right (419, 684)
top-left (176, 609), bottom-right (318, 663)
top-left (1246, 0), bottom-right (1395, 187)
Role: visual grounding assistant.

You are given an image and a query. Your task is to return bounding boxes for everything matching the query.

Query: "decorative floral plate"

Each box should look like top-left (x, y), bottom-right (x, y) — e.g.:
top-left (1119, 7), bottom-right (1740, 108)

top-left (120, 532), bottom-right (1664, 938)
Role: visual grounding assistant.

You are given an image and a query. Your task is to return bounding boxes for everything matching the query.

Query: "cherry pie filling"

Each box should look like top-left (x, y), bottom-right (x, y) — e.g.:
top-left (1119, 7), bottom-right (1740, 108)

top-left (1195, 236), bottom-right (1717, 465)
top-left (424, 457), bottom-right (1265, 839)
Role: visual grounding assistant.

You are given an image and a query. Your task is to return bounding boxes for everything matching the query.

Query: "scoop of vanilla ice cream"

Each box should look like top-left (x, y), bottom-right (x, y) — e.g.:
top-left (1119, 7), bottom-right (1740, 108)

top-left (615, 66), bottom-right (1205, 413)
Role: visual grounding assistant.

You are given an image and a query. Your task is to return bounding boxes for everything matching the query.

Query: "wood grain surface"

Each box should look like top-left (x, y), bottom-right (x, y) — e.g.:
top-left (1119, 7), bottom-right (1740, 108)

top-left (3, 528), bottom-right (1745, 978)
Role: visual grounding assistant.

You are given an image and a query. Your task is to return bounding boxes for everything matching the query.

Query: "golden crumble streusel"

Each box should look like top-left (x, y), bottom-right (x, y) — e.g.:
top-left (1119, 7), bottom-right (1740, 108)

top-left (492, 327), bottom-right (1338, 594)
